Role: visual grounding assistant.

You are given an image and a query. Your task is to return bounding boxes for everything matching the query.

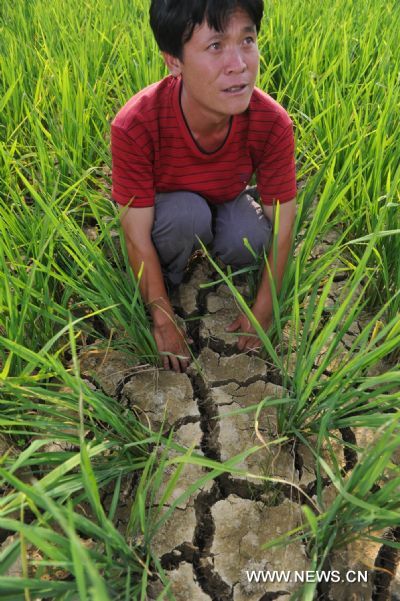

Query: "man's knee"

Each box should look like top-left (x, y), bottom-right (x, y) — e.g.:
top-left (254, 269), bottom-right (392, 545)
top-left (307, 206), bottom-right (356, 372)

top-left (212, 192), bottom-right (272, 267)
top-left (151, 191), bottom-right (213, 274)
top-left (216, 229), bottom-right (269, 266)
top-left (152, 191), bottom-right (213, 248)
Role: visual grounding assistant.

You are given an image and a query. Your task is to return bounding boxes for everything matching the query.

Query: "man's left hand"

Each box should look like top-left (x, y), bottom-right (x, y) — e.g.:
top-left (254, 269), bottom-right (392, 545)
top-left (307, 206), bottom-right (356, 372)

top-left (225, 309), bottom-right (271, 352)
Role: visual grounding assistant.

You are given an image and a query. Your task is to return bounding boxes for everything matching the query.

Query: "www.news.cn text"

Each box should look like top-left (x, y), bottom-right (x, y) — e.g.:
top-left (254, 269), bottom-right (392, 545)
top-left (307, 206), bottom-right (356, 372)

top-left (245, 570), bottom-right (368, 584)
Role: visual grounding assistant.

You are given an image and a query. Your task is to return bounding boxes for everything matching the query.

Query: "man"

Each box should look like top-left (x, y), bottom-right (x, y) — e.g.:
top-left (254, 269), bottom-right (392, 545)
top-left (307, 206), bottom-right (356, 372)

top-left (111, 0), bottom-right (297, 373)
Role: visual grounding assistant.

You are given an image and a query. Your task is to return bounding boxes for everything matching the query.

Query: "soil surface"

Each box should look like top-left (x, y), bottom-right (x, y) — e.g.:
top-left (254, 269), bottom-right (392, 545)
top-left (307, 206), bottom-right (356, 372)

top-left (79, 246), bottom-right (399, 601)
top-left (3, 239), bottom-right (398, 600)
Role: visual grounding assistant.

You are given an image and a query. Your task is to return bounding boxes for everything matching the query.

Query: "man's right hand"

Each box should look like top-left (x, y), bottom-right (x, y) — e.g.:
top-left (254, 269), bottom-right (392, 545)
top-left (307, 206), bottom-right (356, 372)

top-left (152, 318), bottom-right (192, 373)
top-left (119, 205), bottom-right (192, 372)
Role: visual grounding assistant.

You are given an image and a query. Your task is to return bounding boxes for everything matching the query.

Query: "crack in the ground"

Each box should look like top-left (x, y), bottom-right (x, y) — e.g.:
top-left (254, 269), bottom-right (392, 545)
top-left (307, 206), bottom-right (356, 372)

top-left (196, 394), bottom-right (223, 462)
top-left (165, 415), bottom-right (201, 439)
top-left (339, 427), bottom-right (358, 471)
top-left (314, 557), bottom-right (333, 600)
top-left (372, 526), bottom-right (400, 601)
top-left (115, 371), bottom-right (137, 402)
top-left (170, 361), bottom-right (236, 598)
top-left (201, 337), bottom-right (238, 357)
top-left (154, 356), bottom-right (312, 597)
top-left (192, 483), bottom-right (223, 555)
top-left (258, 592), bottom-right (291, 600)
top-left (160, 541), bottom-right (198, 569)
top-left (174, 259), bottom-right (220, 354)
top-left (291, 437), bottom-right (306, 483)
top-left (0, 511), bottom-right (36, 544)
top-left (211, 370), bottom-right (273, 390)
top-left (145, 262), bottom-right (384, 600)
top-left (185, 316), bottom-right (203, 356)
top-left (216, 473), bottom-right (291, 506)
top-left (194, 556), bottom-right (234, 601)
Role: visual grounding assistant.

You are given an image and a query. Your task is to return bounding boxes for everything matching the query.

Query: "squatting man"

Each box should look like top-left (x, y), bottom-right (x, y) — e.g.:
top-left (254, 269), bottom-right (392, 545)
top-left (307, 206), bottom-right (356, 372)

top-left (111, 0), bottom-right (297, 372)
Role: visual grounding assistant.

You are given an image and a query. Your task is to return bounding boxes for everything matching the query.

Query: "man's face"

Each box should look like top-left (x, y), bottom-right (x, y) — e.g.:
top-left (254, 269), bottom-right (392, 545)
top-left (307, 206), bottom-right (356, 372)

top-left (173, 9), bottom-right (260, 123)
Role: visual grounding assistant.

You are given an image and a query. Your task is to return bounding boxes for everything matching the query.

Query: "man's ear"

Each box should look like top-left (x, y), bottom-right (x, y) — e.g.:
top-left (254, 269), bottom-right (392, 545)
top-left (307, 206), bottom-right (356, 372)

top-left (162, 52), bottom-right (183, 77)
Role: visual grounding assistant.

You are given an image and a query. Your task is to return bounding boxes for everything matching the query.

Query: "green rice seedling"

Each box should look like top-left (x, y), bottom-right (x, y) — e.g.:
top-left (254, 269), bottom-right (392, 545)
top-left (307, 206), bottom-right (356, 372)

top-left (0, 174), bottom-right (157, 373)
top-left (0, 313), bottom-right (153, 444)
top-left (0, 321), bottom-right (159, 599)
top-left (0, 326), bottom-right (292, 600)
top-left (0, 0), bottom-right (399, 598)
top-left (0, 425), bottom-right (311, 600)
top-left (261, 416), bottom-right (400, 600)
top-left (260, 0), bottom-right (400, 317)
top-left (0, 465), bottom-right (149, 600)
top-left (0, 0), bottom-right (165, 193)
top-left (280, 230), bottom-right (400, 428)
top-left (197, 197), bottom-right (400, 505)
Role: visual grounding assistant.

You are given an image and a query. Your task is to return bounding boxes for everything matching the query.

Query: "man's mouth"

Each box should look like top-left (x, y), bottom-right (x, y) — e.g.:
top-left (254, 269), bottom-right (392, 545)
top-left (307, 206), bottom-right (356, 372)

top-left (223, 84), bottom-right (248, 94)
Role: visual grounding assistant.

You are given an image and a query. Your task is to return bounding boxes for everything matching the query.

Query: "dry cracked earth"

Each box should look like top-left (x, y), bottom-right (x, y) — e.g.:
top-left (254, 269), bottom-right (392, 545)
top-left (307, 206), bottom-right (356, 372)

top-left (79, 246), bottom-right (399, 601)
top-left (1, 236), bottom-right (399, 600)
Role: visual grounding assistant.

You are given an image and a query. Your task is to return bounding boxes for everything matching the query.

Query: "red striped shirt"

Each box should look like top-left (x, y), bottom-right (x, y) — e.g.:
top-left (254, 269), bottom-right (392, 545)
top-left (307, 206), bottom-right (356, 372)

top-left (111, 75), bottom-right (296, 207)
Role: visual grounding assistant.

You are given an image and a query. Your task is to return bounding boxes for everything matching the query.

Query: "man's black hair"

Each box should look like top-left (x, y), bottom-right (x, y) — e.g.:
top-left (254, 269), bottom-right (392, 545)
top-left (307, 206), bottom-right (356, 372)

top-left (149, 0), bottom-right (264, 60)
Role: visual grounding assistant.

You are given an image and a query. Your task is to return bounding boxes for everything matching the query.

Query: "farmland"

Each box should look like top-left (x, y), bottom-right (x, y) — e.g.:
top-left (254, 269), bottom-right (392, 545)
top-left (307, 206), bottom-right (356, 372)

top-left (0, 0), bottom-right (399, 599)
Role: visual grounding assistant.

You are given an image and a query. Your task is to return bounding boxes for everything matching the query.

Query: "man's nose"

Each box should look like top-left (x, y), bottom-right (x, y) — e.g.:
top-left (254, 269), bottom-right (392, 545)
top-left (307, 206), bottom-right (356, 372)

top-left (225, 47), bottom-right (247, 73)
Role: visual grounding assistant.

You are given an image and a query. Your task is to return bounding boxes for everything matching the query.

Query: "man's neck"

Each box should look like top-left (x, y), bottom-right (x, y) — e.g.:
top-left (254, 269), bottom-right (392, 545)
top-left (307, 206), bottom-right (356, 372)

top-left (180, 82), bottom-right (231, 146)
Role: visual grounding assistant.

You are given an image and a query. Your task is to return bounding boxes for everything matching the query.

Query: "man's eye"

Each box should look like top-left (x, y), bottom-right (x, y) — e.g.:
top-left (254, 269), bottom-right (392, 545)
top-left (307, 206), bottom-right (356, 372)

top-left (244, 36), bottom-right (256, 45)
top-left (208, 42), bottom-right (221, 50)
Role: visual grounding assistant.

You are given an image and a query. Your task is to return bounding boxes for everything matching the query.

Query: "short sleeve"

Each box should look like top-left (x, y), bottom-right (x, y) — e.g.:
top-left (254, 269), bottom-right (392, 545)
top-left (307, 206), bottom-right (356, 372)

top-left (256, 121), bottom-right (297, 205)
top-left (111, 124), bottom-right (155, 207)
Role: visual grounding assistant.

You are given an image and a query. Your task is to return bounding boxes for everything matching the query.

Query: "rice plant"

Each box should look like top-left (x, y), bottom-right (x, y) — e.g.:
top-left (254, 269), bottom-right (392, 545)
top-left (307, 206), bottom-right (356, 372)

top-left (1, 0), bottom-right (399, 598)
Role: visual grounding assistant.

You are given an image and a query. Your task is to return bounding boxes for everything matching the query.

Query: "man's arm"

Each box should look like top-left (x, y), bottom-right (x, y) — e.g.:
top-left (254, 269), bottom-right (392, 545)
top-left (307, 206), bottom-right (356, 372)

top-left (226, 198), bottom-right (296, 351)
top-left (119, 205), bottom-right (191, 372)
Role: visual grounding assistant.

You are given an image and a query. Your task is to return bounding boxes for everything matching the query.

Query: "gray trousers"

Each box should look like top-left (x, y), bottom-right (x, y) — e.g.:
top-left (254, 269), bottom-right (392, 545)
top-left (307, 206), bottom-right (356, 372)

top-left (151, 189), bottom-right (272, 285)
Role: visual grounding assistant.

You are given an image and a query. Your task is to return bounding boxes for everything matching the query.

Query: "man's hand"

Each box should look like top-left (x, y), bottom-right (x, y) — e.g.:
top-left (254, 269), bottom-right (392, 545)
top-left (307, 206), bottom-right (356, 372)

top-left (226, 198), bottom-right (296, 352)
top-left (226, 308), bottom-right (271, 352)
top-left (152, 318), bottom-right (193, 372)
top-left (119, 205), bottom-right (193, 371)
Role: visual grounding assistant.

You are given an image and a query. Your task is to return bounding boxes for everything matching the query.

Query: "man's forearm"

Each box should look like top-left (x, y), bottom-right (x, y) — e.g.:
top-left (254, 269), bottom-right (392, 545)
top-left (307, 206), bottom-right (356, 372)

top-left (120, 207), bottom-right (190, 371)
top-left (125, 239), bottom-right (174, 326)
top-left (252, 234), bottom-right (293, 320)
top-left (252, 199), bottom-right (296, 323)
